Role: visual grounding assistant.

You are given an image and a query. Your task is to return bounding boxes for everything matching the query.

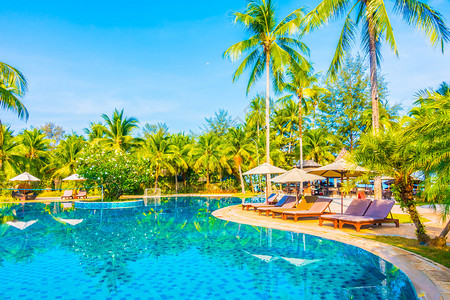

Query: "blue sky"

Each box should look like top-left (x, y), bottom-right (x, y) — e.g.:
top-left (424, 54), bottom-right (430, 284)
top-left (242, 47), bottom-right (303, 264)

top-left (1, 0), bottom-right (449, 136)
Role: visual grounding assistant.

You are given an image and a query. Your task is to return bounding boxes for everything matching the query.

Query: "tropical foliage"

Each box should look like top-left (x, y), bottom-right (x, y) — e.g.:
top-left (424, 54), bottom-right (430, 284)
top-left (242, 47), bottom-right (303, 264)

top-left (1, 1), bottom-right (449, 248)
top-left (77, 145), bottom-right (146, 200)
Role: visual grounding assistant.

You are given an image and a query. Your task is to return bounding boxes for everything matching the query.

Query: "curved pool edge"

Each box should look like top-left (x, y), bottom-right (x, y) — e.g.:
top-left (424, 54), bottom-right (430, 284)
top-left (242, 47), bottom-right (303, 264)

top-left (212, 205), bottom-right (449, 300)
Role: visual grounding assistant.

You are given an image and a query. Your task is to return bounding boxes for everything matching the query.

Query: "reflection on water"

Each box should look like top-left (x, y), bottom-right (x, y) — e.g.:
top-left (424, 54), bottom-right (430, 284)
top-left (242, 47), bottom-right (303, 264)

top-left (0, 197), bottom-right (416, 299)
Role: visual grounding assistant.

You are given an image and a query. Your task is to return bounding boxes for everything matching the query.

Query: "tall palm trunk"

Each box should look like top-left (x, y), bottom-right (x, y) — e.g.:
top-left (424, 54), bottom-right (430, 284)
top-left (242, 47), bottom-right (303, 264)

top-left (298, 93), bottom-right (304, 198)
top-left (396, 177), bottom-right (430, 243)
top-left (368, 15), bottom-right (382, 200)
top-left (438, 220), bottom-right (450, 248)
top-left (265, 50), bottom-right (271, 195)
top-left (238, 164), bottom-right (245, 194)
top-left (206, 168), bottom-right (210, 186)
top-left (175, 171), bottom-right (178, 193)
top-left (154, 168), bottom-right (159, 189)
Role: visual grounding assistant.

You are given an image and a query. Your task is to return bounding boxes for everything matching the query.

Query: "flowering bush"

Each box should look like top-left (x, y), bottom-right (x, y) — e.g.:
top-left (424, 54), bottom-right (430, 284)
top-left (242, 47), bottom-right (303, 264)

top-left (77, 145), bottom-right (149, 200)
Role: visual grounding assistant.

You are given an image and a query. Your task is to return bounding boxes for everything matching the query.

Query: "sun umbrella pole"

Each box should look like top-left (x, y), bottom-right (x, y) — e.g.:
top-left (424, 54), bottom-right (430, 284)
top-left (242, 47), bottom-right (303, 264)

top-left (340, 173), bottom-right (344, 214)
top-left (265, 174), bottom-right (269, 204)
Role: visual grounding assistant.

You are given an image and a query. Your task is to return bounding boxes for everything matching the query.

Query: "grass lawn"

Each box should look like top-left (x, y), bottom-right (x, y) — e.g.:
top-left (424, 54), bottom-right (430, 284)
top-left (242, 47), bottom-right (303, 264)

top-left (358, 235), bottom-right (450, 268)
top-left (232, 192), bottom-right (259, 198)
top-left (392, 213), bottom-right (430, 224)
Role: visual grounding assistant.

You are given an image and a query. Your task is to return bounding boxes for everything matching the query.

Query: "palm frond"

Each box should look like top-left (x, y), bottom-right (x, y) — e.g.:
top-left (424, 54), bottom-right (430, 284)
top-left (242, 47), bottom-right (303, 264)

top-left (394, 0), bottom-right (450, 52)
top-left (231, 49), bottom-right (262, 83)
top-left (367, 0), bottom-right (398, 55)
top-left (328, 12), bottom-right (356, 80)
top-left (245, 53), bottom-right (266, 94)
top-left (273, 7), bottom-right (306, 36)
top-left (303, 0), bottom-right (351, 33)
top-left (223, 37), bottom-right (260, 61)
top-left (361, 20), bottom-right (383, 66)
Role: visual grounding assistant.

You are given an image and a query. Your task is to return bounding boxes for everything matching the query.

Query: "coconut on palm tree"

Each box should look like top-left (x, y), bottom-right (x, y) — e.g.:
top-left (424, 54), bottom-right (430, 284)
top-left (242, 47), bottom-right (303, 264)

top-left (224, 0), bottom-right (310, 192)
top-left (303, 0), bottom-right (450, 198)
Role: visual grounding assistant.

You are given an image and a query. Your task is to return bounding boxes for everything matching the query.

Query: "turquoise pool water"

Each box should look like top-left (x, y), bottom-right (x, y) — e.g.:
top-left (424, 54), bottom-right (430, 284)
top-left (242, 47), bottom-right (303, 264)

top-left (0, 197), bottom-right (416, 299)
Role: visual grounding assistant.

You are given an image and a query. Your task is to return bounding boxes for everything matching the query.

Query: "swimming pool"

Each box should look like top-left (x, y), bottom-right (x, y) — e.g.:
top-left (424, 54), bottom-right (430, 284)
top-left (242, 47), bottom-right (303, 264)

top-left (0, 197), bottom-right (417, 299)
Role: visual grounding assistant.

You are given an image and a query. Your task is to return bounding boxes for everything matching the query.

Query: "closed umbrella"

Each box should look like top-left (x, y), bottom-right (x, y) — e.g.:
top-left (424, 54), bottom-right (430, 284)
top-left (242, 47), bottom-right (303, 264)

top-left (243, 163), bottom-right (286, 203)
top-left (309, 148), bottom-right (367, 213)
top-left (272, 168), bottom-right (325, 203)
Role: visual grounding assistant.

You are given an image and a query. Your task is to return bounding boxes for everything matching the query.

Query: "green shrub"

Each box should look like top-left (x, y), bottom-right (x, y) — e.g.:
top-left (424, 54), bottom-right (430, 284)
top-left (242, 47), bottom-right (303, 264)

top-left (77, 145), bottom-right (149, 200)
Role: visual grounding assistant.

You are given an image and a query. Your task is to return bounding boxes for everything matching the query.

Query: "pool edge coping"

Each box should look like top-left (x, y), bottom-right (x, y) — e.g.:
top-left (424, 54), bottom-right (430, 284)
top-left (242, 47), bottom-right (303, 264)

top-left (212, 205), bottom-right (449, 300)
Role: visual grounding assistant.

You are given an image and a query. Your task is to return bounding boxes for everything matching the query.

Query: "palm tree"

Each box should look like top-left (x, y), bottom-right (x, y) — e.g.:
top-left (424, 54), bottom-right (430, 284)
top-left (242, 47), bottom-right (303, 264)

top-left (17, 128), bottom-right (50, 177)
top-left (141, 132), bottom-right (174, 189)
top-left (0, 125), bottom-right (21, 179)
top-left (224, 0), bottom-right (309, 166)
top-left (353, 129), bottom-right (430, 243)
top-left (192, 133), bottom-right (221, 186)
top-left (0, 62), bottom-right (28, 145)
top-left (84, 122), bottom-right (106, 142)
top-left (169, 133), bottom-right (191, 192)
top-left (406, 82), bottom-right (450, 245)
top-left (302, 128), bottom-right (337, 165)
top-left (48, 134), bottom-right (86, 181)
top-left (224, 126), bottom-right (253, 193)
top-left (303, 0), bottom-right (449, 198)
top-left (282, 67), bottom-right (329, 168)
top-left (0, 62), bottom-right (28, 121)
top-left (304, 0), bottom-right (449, 132)
top-left (99, 109), bottom-right (140, 152)
top-left (245, 94), bottom-right (266, 139)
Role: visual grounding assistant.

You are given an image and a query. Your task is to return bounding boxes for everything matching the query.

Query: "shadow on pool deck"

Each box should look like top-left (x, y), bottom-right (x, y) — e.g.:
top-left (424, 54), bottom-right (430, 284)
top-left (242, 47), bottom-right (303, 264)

top-left (212, 204), bottom-right (450, 300)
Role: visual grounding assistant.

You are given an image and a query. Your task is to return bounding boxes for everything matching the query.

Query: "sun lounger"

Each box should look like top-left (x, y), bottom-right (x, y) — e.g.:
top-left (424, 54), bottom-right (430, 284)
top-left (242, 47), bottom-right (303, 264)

top-left (281, 198), bottom-right (333, 222)
top-left (257, 196), bottom-right (297, 216)
top-left (61, 190), bottom-right (74, 200)
top-left (244, 195), bottom-right (289, 212)
top-left (76, 190), bottom-right (87, 199)
top-left (12, 191), bottom-right (37, 200)
top-left (241, 193), bottom-right (278, 210)
top-left (269, 196), bottom-right (319, 219)
top-left (338, 199), bottom-right (399, 232)
top-left (319, 198), bottom-right (372, 228)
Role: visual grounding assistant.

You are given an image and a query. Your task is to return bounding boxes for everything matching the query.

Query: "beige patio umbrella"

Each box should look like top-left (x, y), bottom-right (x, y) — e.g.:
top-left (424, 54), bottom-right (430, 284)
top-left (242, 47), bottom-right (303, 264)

top-left (309, 148), bottom-right (367, 213)
top-left (9, 172), bottom-right (40, 182)
top-left (272, 168), bottom-right (325, 203)
top-left (242, 163), bottom-right (287, 175)
top-left (62, 174), bottom-right (85, 181)
top-left (243, 163), bottom-right (287, 203)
